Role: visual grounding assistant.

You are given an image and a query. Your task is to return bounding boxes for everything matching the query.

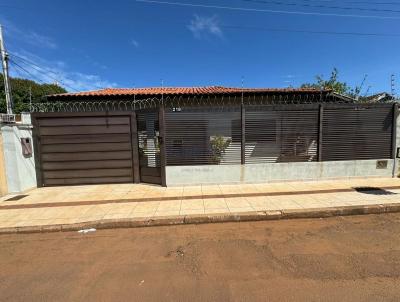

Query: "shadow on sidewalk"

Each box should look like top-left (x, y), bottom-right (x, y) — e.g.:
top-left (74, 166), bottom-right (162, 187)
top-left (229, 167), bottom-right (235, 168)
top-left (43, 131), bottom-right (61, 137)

top-left (353, 187), bottom-right (397, 195)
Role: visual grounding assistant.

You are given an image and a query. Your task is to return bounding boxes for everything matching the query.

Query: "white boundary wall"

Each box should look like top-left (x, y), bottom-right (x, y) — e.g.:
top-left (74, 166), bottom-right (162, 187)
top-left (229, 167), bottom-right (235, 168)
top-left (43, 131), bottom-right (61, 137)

top-left (166, 159), bottom-right (395, 186)
top-left (1, 122), bottom-right (36, 193)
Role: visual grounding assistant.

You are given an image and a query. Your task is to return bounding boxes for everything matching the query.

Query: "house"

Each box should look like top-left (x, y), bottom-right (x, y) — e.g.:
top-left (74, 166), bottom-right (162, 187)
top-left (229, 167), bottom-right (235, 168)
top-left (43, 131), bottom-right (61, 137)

top-left (361, 92), bottom-right (395, 103)
top-left (19, 86), bottom-right (398, 188)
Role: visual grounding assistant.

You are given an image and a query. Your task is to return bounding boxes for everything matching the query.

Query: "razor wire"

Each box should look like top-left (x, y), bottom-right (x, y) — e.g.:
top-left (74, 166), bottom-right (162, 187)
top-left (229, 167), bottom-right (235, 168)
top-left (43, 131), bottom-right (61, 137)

top-left (30, 92), bottom-right (357, 113)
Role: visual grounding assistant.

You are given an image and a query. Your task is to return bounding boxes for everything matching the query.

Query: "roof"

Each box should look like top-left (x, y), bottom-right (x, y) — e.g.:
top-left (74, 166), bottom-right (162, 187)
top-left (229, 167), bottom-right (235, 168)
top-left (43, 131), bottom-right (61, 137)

top-left (329, 92), bottom-right (355, 103)
top-left (48, 86), bottom-right (330, 98)
top-left (362, 92), bottom-right (395, 103)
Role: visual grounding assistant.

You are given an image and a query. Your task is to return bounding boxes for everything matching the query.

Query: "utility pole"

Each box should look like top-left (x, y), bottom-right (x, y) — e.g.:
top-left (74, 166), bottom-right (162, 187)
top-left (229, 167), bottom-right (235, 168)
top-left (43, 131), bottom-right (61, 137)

top-left (0, 25), bottom-right (13, 114)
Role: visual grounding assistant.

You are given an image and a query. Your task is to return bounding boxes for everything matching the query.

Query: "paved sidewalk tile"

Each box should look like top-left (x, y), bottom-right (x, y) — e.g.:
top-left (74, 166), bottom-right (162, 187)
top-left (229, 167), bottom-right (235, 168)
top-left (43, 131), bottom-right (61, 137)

top-left (1, 178), bottom-right (400, 230)
top-left (157, 200), bottom-right (182, 211)
top-left (204, 198), bottom-right (228, 210)
top-left (180, 208), bottom-right (205, 215)
top-left (180, 199), bottom-right (204, 210)
top-left (153, 210), bottom-right (180, 217)
top-left (204, 208), bottom-right (230, 214)
top-left (225, 197), bottom-right (251, 209)
top-left (269, 199), bottom-right (304, 210)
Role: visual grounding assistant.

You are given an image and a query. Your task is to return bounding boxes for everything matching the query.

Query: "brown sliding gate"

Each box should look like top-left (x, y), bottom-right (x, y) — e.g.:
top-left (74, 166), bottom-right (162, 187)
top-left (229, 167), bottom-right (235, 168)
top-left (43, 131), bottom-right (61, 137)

top-left (32, 111), bottom-right (167, 187)
top-left (136, 109), bottom-right (164, 185)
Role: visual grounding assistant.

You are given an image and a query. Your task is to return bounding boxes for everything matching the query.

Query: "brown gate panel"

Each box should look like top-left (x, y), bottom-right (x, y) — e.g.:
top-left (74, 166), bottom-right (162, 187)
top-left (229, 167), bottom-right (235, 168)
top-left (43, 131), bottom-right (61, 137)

top-left (34, 113), bottom-right (135, 186)
top-left (137, 110), bottom-right (162, 185)
top-left (321, 105), bottom-right (393, 161)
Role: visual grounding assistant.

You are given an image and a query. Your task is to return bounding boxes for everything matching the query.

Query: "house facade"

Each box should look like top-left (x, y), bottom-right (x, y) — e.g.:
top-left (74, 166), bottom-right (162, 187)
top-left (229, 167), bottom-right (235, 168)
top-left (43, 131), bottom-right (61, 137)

top-left (22, 86), bottom-right (398, 188)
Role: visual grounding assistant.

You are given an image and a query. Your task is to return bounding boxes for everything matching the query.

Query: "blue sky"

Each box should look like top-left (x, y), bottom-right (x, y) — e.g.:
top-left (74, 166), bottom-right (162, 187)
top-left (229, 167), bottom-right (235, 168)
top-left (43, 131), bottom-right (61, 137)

top-left (1, 0), bottom-right (399, 95)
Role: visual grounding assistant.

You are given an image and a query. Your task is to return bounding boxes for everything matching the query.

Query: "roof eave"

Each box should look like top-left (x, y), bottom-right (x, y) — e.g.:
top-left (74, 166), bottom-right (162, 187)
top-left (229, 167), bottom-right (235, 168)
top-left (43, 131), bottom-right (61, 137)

top-left (47, 89), bottom-right (332, 100)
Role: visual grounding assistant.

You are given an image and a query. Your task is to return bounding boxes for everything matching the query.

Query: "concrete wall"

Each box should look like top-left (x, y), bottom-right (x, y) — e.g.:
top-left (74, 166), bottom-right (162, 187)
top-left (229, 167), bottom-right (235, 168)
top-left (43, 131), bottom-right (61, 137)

top-left (0, 134), bottom-right (8, 196)
top-left (0, 123), bottom-right (36, 193)
top-left (165, 159), bottom-right (394, 186)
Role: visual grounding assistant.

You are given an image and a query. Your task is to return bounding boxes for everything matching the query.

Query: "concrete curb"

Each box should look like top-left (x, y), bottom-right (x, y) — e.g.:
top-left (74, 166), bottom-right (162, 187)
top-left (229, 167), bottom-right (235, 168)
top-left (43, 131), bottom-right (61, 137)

top-left (1, 203), bottom-right (400, 235)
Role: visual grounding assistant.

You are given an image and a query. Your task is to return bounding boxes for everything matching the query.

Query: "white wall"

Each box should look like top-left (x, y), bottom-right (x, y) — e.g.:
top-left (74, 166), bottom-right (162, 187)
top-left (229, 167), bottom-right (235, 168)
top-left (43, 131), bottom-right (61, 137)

top-left (1, 123), bottom-right (37, 193)
top-left (166, 159), bottom-right (394, 186)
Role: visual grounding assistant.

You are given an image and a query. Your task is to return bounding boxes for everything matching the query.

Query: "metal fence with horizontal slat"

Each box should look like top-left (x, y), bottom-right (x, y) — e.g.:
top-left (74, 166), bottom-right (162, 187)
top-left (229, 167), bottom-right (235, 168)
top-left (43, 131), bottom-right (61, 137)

top-left (163, 103), bottom-right (396, 166)
top-left (321, 104), bottom-right (394, 161)
top-left (245, 105), bottom-right (319, 164)
top-left (165, 106), bottom-right (242, 165)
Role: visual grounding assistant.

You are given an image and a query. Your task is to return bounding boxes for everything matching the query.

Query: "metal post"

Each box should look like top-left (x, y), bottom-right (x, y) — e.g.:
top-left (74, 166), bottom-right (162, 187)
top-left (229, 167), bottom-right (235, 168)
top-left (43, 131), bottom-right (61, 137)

top-left (0, 25), bottom-right (13, 114)
top-left (318, 103), bottom-right (324, 162)
top-left (161, 79), bottom-right (164, 106)
top-left (131, 111), bottom-right (140, 183)
top-left (159, 105), bottom-right (167, 187)
top-left (392, 103), bottom-right (398, 178)
top-left (31, 114), bottom-right (43, 187)
top-left (241, 103), bottom-right (246, 165)
top-left (241, 76), bottom-right (245, 165)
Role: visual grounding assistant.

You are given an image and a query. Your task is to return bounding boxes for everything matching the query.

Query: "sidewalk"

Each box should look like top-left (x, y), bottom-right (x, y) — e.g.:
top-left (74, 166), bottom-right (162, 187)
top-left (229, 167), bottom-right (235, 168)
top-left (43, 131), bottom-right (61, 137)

top-left (1, 178), bottom-right (400, 233)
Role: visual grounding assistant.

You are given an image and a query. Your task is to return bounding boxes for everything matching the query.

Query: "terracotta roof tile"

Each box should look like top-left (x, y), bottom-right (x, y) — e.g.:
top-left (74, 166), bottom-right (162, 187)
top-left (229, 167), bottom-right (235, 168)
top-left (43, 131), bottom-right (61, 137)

top-left (49, 86), bottom-right (329, 98)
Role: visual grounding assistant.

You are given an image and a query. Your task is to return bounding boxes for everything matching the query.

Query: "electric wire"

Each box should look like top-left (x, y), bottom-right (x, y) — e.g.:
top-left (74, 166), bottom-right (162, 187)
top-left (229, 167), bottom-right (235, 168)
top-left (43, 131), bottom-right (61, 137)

top-left (9, 53), bottom-right (66, 79)
top-left (220, 24), bottom-right (400, 36)
top-left (9, 53), bottom-right (109, 91)
top-left (9, 54), bottom-right (80, 91)
top-left (135, 0), bottom-right (400, 19)
top-left (242, 0), bottom-right (400, 13)
top-left (9, 59), bottom-right (80, 92)
top-left (9, 59), bottom-right (47, 85)
top-left (297, 0), bottom-right (400, 4)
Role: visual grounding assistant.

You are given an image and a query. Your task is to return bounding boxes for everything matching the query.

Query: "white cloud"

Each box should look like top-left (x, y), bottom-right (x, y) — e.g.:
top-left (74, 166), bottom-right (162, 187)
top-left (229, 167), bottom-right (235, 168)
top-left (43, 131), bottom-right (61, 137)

top-left (131, 39), bottom-right (139, 48)
top-left (284, 74), bottom-right (296, 79)
top-left (24, 31), bottom-right (58, 49)
top-left (10, 51), bottom-right (118, 92)
top-left (188, 15), bottom-right (223, 39)
top-left (92, 61), bottom-right (108, 70)
top-left (282, 74), bottom-right (297, 84)
top-left (2, 18), bottom-right (58, 49)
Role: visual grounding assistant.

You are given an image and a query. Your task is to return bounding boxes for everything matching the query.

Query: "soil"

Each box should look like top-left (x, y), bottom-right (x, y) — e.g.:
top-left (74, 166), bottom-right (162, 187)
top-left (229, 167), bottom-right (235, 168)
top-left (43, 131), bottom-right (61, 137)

top-left (1, 213), bottom-right (400, 301)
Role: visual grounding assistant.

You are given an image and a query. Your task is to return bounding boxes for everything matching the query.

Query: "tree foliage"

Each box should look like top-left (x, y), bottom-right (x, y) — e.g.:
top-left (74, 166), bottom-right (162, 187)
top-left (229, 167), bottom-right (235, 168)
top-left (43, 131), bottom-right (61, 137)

top-left (210, 136), bottom-right (231, 164)
top-left (0, 73), bottom-right (67, 113)
top-left (301, 68), bottom-right (361, 97)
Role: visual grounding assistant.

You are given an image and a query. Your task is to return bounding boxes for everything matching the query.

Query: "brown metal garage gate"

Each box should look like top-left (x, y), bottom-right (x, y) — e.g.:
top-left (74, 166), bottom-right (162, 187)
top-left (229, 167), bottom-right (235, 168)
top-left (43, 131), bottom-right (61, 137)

top-left (32, 111), bottom-right (165, 187)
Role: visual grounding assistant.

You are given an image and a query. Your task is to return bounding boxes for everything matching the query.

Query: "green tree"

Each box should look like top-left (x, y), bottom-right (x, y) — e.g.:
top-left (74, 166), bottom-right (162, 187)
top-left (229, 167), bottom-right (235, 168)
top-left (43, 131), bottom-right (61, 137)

top-left (0, 73), bottom-right (67, 113)
top-left (301, 68), bottom-right (360, 97)
top-left (210, 136), bottom-right (231, 164)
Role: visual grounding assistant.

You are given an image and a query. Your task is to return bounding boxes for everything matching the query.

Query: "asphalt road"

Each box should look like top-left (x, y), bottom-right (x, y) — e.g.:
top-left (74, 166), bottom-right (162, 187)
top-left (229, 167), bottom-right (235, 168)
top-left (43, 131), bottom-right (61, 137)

top-left (1, 213), bottom-right (400, 302)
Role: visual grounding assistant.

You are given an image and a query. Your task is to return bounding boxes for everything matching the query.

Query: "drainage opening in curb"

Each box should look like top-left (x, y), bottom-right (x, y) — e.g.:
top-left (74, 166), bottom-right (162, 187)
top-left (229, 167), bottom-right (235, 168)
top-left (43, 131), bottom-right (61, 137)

top-left (353, 187), bottom-right (396, 195)
top-left (5, 195), bottom-right (29, 201)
